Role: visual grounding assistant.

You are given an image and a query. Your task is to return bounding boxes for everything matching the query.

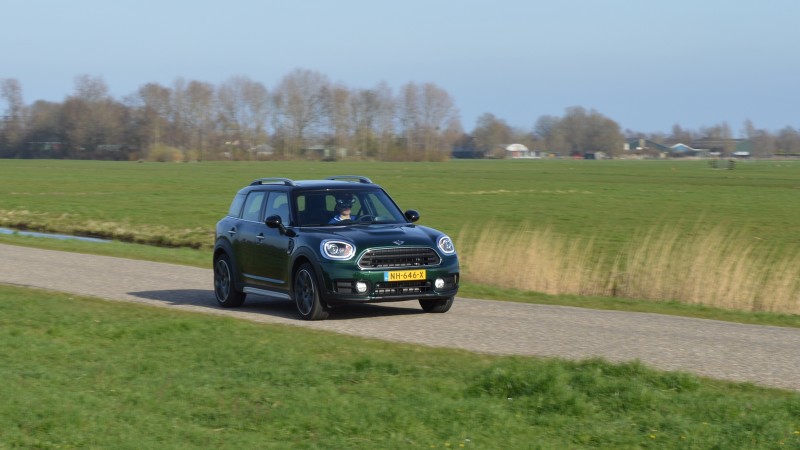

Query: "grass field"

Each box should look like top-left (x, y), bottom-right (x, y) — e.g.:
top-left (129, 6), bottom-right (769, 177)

top-left (1, 158), bottom-right (798, 313)
top-left (1, 159), bottom-right (798, 251)
top-left (3, 285), bottom-right (800, 449)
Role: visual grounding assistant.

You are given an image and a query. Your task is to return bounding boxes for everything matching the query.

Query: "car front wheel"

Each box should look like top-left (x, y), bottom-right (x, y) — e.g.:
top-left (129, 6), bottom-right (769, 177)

top-left (293, 263), bottom-right (329, 320)
top-left (214, 254), bottom-right (246, 307)
top-left (419, 297), bottom-right (454, 313)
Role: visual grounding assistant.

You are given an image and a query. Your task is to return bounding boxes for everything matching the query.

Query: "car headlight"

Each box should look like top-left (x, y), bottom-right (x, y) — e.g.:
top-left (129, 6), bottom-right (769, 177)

top-left (437, 235), bottom-right (456, 255)
top-left (321, 240), bottom-right (356, 260)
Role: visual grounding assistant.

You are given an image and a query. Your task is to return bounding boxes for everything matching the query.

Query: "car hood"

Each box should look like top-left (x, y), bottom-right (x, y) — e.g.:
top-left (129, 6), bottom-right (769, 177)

top-left (303, 224), bottom-right (443, 249)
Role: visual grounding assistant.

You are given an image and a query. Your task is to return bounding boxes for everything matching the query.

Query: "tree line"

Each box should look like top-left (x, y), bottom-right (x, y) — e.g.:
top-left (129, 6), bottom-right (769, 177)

top-left (0, 71), bottom-right (461, 162)
top-left (2, 71), bottom-right (798, 161)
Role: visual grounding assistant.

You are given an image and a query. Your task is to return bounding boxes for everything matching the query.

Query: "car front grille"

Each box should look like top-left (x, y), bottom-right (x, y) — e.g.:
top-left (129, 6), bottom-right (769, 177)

top-left (358, 247), bottom-right (440, 269)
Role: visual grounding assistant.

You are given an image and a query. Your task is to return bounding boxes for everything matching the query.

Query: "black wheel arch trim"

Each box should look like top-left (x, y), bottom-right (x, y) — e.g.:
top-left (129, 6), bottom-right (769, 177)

top-left (213, 239), bottom-right (244, 292)
top-left (290, 247), bottom-right (329, 303)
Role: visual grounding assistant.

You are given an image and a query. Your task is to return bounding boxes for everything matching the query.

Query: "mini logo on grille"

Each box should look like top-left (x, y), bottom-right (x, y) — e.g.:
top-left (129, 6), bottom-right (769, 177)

top-left (392, 240), bottom-right (404, 245)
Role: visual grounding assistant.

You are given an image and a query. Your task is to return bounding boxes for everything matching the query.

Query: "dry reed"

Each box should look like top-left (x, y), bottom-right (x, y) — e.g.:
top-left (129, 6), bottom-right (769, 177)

top-left (458, 223), bottom-right (800, 315)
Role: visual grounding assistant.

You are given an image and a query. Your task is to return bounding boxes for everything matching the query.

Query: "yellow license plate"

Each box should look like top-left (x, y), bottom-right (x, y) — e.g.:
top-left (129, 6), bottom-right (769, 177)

top-left (384, 269), bottom-right (426, 282)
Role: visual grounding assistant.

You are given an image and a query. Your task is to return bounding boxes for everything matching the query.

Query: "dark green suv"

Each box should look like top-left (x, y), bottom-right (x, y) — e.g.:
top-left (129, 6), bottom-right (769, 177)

top-left (213, 176), bottom-right (459, 320)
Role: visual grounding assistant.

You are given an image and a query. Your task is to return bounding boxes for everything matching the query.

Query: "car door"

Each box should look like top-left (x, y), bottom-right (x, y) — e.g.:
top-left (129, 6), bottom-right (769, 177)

top-left (233, 190), bottom-right (267, 285)
top-left (248, 191), bottom-right (292, 291)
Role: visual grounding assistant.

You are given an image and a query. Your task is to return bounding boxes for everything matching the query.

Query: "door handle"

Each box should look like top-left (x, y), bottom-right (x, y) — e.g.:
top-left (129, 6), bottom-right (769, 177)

top-left (228, 227), bottom-right (237, 236)
top-left (256, 233), bottom-right (265, 241)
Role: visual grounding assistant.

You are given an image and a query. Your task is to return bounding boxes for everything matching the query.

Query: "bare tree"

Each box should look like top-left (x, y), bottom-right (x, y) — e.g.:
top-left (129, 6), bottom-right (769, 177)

top-left (537, 107), bottom-right (622, 157)
top-left (347, 82), bottom-right (396, 159)
top-left (272, 68), bottom-right (330, 157)
top-left (775, 126), bottom-right (800, 154)
top-left (740, 119), bottom-right (776, 157)
top-left (182, 80), bottom-right (215, 159)
top-left (61, 75), bottom-right (127, 158)
top-left (701, 122), bottom-right (733, 140)
top-left (421, 83), bottom-right (461, 160)
top-left (26, 100), bottom-right (64, 158)
top-left (0, 78), bottom-right (27, 156)
top-left (397, 82), bottom-right (460, 160)
top-left (472, 113), bottom-right (513, 157)
top-left (669, 124), bottom-right (696, 145)
top-left (216, 76), bottom-right (270, 159)
top-left (165, 78), bottom-right (217, 159)
top-left (371, 82), bottom-right (397, 160)
top-left (700, 121), bottom-right (736, 155)
top-left (534, 114), bottom-right (567, 156)
top-left (327, 83), bottom-right (352, 153)
top-left (397, 82), bottom-right (421, 159)
top-left (130, 82), bottom-right (172, 151)
top-left (170, 78), bottom-right (189, 150)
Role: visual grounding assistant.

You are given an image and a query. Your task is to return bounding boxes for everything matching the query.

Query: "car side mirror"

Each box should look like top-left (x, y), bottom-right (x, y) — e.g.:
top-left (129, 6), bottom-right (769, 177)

top-left (404, 210), bottom-right (420, 223)
top-left (265, 215), bottom-right (297, 237)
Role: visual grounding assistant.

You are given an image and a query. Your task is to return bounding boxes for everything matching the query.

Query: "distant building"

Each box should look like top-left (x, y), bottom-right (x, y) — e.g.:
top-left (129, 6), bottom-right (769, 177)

top-left (623, 138), bottom-right (672, 157)
top-left (451, 135), bottom-right (484, 158)
top-left (505, 143), bottom-right (545, 159)
top-left (303, 144), bottom-right (348, 160)
top-left (27, 141), bottom-right (63, 152)
top-left (249, 144), bottom-right (274, 160)
top-left (690, 138), bottom-right (754, 157)
top-left (624, 138), bottom-right (755, 158)
top-left (505, 143), bottom-right (530, 158)
top-left (669, 143), bottom-right (703, 157)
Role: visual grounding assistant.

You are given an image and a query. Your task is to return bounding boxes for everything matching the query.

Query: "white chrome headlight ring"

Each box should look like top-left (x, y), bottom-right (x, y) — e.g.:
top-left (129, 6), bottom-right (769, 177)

top-left (320, 240), bottom-right (356, 260)
top-left (437, 235), bottom-right (456, 255)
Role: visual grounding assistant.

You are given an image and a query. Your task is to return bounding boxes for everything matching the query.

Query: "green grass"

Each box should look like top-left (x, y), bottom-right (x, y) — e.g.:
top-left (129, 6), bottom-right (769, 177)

top-left (2, 159), bottom-right (798, 256)
top-left (2, 285), bottom-right (800, 449)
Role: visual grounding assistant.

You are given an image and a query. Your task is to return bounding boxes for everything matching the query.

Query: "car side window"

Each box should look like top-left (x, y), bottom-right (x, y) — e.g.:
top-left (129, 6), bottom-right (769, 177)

top-left (228, 193), bottom-right (246, 218)
top-left (241, 191), bottom-right (266, 222)
top-left (265, 192), bottom-right (290, 224)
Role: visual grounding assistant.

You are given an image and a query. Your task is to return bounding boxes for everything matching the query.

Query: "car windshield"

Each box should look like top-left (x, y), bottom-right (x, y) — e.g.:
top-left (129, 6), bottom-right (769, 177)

top-left (294, 189), bottom-right (407, 226)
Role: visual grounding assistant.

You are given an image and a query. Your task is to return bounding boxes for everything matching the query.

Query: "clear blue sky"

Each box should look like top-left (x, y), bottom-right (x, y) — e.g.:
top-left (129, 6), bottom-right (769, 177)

top-left (3, 0), bottom-right (799, 135)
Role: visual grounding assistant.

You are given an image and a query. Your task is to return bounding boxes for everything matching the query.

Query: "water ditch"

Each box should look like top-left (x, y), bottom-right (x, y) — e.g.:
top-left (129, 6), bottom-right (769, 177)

top-left (0, 227), bottom-right (111, 243)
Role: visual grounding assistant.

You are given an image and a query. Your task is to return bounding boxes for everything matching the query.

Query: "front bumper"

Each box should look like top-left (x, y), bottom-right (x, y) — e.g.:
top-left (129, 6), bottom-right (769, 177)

top-left (318, 258), bottom-right (460, 304)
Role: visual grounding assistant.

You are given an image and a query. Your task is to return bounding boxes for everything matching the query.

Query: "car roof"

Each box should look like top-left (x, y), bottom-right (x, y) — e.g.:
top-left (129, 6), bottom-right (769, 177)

top-left (236, 177), bottom-right (383, 195)
top-left (294, 180), bottom-right (375, 189)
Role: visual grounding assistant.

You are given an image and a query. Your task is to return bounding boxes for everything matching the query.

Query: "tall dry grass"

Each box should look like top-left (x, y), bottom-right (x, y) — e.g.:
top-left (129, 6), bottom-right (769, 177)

top-left (458, 223), bottom-right (800, 315)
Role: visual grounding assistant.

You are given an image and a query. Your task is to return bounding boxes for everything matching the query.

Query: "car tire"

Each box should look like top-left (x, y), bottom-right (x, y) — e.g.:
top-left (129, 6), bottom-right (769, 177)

top-left (293, 263), bottom-right (329, 320)
top-left (214, 253), bottom-right (246, 307)
top-left (419, 297), bottom-right (454, 313)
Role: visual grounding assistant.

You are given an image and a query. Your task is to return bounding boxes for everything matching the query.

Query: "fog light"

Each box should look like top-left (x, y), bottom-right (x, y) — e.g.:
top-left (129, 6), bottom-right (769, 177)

top-left (356, 281), bottom-right (368, 293)
top-left (434, 278), bottom-right (445, 289)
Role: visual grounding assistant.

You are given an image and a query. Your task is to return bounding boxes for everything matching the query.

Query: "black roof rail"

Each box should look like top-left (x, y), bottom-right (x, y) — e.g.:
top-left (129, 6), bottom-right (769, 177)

top-left (250, 178), bottom-right (296, 186)
top-left (325, 175), bottom-right (373, 184)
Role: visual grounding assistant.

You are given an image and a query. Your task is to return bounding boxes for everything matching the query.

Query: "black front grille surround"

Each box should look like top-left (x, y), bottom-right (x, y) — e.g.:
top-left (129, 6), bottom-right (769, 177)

top-left (358, 247), bottom-right (441, 269)
top-left (373, 280), bottom-right (432, 295)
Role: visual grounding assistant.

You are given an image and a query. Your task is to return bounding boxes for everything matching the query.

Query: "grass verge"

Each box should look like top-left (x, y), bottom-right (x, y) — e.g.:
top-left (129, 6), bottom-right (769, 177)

top-left (2, 285), bottom-right (800, 449)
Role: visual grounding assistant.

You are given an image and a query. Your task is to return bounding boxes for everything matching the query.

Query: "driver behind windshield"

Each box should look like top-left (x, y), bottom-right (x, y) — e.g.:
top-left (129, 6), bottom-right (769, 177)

top-left (329, 194), bottom-right (354, 224)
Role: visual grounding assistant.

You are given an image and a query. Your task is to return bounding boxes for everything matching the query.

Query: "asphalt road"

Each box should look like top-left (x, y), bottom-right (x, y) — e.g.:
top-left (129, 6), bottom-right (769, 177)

top-left (2, 243), bottom-right (799, 391)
